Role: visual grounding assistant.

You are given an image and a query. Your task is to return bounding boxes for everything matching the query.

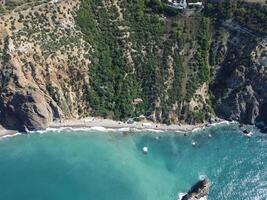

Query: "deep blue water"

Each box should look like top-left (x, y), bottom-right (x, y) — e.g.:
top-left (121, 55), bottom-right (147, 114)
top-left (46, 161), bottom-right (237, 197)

top-left (0, 124), bottom-right (266, 200)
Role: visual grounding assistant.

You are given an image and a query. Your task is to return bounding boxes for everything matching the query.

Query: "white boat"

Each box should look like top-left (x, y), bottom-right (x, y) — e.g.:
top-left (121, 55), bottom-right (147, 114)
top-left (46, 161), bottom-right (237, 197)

top-left (142, 146), bottom-right (148, 154)
top-left (142, 123), bottom-right (152, 128)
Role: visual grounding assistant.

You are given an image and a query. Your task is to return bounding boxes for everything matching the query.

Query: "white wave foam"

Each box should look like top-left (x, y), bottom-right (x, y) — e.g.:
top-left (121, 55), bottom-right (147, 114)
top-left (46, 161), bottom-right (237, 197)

top-left (34, 130), bottom-right (47, 134)
top-left (144, 128), bottom-right (163, 133)
top-left (210, 120), bottom-right (237, 127)
top-left (177, 192), bottom-right (186, 200)
top-left (117, 127), bottom-right (131, 132)
top-left (192, 127), bottom-right (203, 132)
top-left (199, 174), bottom-right (207, 180)
top-left (0, 132), bottom-right (21, 139)
top-left (46, 127), bottom-right (69, 132)
top-left (177, 192), bottom-right (207, 200)
top-left (130, 128), bottom-right (140, 132)
top-left (176, 130), bottom-right (186, 134)
top-left (37, 126), bottom-right (166, 134)
top-left (42, 126), bottom-right (116, 133)
top-left (88, 126), bottom-right (107, 131)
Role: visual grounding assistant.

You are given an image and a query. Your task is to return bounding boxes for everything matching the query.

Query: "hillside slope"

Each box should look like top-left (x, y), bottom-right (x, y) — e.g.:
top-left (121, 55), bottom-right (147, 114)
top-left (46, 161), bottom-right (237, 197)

top-left (0, 0), bottom-right (266, 131)
top-left (0, 0), bottom-right (91, 131)
top-left (76, 0), bottom-right (213, 124)
top-left (207, 1), bottom-right (267, 130)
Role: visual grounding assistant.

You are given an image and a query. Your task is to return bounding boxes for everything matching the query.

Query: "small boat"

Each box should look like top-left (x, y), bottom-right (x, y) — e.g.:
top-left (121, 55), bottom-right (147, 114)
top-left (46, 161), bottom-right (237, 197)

top-left (142, 146), bottom-right (148, 154)
top-left (191, 141), bottom-right (196, 147)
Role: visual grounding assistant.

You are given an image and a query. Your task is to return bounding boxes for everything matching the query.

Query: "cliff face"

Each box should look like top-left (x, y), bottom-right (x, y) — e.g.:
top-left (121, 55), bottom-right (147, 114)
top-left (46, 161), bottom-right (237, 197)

top-left (0, 0), bottom-right (266, 131)
top-left (0, 0), bottom-right (91, 131)
top-left (207, 2), bottom-right (267, 127)
top-left (210, 27), bottom-right (267, 125)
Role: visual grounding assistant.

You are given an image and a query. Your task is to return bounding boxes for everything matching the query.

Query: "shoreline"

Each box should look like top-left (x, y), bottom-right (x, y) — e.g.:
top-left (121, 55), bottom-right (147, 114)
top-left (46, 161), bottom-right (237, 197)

top-left (0, 117), bottom-right (231, 139)
top-left (48, 117), bottom-right (208, 133)
top-left (0, 125), bottom-right (19, 139)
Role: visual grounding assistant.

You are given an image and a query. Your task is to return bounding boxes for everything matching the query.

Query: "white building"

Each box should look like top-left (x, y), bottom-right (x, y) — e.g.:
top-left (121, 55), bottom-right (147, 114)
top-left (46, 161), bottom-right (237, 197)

top-left (167, 0), bottom-right (187, 10)
top-left (178, 0), bottom-right (187, 9)
top-left (188, 2), bottom-right (203, 7)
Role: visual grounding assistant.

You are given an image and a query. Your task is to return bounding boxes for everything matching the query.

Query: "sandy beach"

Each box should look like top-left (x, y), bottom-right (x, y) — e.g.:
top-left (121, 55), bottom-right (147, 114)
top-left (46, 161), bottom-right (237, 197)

top-left (0, 117), bottom-right (227, 139)
top-left (49, 117), bottom-right (208, 133)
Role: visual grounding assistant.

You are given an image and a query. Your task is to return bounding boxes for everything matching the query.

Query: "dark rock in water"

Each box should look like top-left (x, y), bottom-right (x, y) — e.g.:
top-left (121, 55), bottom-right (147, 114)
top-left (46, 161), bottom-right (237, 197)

top-left (181, 179), bottom-right (210, 200)
top-left (261, 127), bottom-right (267, 134)
top-left (258, 127), bottom-right (267, 134)
top-left (255, 121), bottom-right (267, 134)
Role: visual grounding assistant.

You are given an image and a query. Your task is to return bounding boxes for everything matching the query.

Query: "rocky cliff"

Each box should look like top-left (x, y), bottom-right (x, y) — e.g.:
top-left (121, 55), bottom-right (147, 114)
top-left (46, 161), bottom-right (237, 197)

top-left (0, 0), bottom-right (266, 131)
top-left (211, 25), bottom-right (267, 126)
top-left (0, 0), bottom-right (90, 131)
top-left (207, 2), bottom-right (267, 129)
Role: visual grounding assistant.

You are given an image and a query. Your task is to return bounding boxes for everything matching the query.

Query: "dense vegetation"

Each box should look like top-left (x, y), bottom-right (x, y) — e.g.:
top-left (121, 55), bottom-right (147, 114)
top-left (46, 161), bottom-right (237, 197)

top-left (76, 0), bottom-right (213, 123)
top-left (74, 0), bottom-right (267, 124)
top-left (205, 0), bottom-right (267, 34)
top-left (2, 0), bottom-right (264, 125)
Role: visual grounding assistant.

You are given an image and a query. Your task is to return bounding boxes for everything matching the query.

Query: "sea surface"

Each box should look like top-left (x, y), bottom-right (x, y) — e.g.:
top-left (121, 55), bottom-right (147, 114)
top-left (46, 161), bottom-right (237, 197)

top-left (0, 124), bottom-right (266, 200)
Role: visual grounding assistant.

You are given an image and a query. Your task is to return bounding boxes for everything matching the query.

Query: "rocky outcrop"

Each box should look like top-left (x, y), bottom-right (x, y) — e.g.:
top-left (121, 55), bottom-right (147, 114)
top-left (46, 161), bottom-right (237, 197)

top-left (0, 89), bottom-right (55, 131)
top-left (0, 48), bottom-right (64, 131)
top-left (210, 23), bottom-right (267, 127)
top-left (0, 0), bottom-right (90, 131)
top-left (181, 178), bottom-right (210, 200)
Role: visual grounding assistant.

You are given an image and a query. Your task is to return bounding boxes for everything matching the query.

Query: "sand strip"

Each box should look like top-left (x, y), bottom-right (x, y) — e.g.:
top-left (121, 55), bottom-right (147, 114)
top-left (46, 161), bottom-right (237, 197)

top-left (49, 117), bottom-right (209, 133)
top-left (0, 125), bottom-right (18, 139)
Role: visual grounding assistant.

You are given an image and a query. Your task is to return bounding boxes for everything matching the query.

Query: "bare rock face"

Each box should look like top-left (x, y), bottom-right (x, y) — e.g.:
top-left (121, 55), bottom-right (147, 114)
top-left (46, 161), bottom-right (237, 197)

top-left (0, 0), bottom-right (91, 131)
top-left (181, 179), bottom-right (210, 200)
top-left (210, 26), bottom-right (267, 127)
top-left (0, 89), bottom-right (54, 131)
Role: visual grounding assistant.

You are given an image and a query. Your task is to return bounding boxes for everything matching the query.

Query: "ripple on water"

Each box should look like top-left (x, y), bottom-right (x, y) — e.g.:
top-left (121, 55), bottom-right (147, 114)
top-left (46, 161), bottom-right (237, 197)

top-left (0, 124), bottom-right (266, 200)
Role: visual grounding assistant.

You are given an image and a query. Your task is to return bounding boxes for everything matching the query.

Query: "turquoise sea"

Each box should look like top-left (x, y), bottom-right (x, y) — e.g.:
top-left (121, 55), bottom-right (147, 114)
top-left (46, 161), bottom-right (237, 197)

top-left (0, 124), bottom-right (266, 200)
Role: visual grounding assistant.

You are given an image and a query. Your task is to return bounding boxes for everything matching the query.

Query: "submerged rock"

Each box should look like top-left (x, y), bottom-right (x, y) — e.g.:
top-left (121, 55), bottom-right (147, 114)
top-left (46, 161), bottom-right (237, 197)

top-left (255, 121), bottom-right (267, 134)
top-left (181, 178), bottom-right (210, 200)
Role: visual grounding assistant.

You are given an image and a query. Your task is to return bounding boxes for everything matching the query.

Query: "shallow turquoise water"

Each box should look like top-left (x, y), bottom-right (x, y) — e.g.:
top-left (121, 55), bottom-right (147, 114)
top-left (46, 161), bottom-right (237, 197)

top-left (0, 124), bottom-right (266, 200)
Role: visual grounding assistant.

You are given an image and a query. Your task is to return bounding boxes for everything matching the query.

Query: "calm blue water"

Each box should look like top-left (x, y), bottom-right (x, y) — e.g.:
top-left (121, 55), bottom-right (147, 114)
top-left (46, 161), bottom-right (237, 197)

top-left (0, 124), bottom-right (266, 200)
